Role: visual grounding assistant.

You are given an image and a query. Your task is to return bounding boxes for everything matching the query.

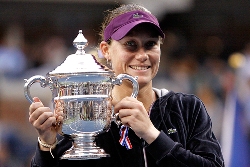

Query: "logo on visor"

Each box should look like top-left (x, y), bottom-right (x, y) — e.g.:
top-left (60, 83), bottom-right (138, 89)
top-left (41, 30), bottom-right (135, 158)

top-left (133, 13), bottom-right (143, 18)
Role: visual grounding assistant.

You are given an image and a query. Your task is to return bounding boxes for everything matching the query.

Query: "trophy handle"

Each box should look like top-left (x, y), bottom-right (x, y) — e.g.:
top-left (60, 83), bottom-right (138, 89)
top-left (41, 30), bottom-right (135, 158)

top-left (112, 74), bottom-right (139, 126)
top-left (24, 75), bottom-right (48, 104)
top-left (113, 74), bottom-right (139, 98)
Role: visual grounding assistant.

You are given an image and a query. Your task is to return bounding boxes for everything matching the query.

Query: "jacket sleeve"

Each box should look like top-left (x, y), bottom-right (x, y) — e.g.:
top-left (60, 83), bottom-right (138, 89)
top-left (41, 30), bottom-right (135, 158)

top-left (31, 136), bottom-right (72, 167)
top-left (146, 93), bottom-right (224, 167)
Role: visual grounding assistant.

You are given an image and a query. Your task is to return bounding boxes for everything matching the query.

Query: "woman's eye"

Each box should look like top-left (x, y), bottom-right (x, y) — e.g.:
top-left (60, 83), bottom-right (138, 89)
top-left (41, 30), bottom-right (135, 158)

top-left (124, 41), bottom-right (137, 51)
top-left (145, 41), bottom-right (157, 49)
top-left (125, 41), bottom-right (136, 47)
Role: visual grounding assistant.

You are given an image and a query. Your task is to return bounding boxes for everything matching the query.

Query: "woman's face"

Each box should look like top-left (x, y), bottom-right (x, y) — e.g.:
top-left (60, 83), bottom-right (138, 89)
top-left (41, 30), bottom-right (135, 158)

top-left (103, 24), bottom-right (161, 86)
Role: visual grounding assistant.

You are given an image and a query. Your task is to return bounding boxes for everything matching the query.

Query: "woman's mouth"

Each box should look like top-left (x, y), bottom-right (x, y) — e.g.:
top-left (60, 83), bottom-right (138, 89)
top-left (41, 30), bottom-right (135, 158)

top-left (129, 65), bottom-right (150, 70)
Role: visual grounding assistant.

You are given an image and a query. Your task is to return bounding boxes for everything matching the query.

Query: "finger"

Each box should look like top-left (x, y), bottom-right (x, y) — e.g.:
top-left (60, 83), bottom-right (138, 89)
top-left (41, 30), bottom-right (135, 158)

top-left (118, 108), bottom-right (133, 118)
top-left (55, 99), bottom-right (63, 107)
top-left (119, 108), bottom-right (149, 128)
top-left (54, 111), bottom-right (63, 125)
top-left (29, 98), bottom-right (44, 116)
top-left (57, 115), bottom-right (63, 122)
top-left (29, 103), bottom-right (43, 116)
top-left (55, 110), bottom-right (63, 117)
top-left (33, 97), bottom-right (41, 103)
top-left (114, 99), bottom-right (137, 112)
top-left (29, 106), bottom-right (52, 124)
top-left (119, 115), bottom-right (131, 127)
top-left (55, 105), bottom-right (63, 114)
top-left (115, 101), bottom-right (144, 117)
top-left (33, 112), bottom-right (56, 130)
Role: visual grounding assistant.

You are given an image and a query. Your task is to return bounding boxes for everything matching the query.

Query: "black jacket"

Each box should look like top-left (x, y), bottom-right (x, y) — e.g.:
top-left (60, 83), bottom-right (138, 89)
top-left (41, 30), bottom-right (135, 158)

top-left (31, 89), bottom-right (224, 167)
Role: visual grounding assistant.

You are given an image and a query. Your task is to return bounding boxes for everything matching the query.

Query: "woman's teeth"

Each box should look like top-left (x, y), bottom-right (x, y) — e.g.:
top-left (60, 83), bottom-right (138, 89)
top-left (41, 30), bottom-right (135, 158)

top-left (130, 66), bottom-right (149, 70)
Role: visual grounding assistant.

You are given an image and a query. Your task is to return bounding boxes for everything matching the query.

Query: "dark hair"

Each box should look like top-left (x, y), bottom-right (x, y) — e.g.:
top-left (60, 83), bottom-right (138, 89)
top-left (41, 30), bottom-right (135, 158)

top-left (99, 4), bottom-right (151, 42)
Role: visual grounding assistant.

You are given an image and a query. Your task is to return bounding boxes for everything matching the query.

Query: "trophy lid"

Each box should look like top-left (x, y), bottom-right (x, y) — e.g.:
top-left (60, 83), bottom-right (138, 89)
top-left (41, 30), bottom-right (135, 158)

top-left (49, 30), bottom-right (111, 76)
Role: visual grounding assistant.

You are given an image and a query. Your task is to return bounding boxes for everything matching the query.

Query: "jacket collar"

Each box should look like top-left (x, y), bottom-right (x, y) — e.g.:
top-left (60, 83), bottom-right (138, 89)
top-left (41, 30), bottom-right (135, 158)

top-left (150, 89), bottom-right (174, 129)
top-left (152, 88), bottom-right (169, 98)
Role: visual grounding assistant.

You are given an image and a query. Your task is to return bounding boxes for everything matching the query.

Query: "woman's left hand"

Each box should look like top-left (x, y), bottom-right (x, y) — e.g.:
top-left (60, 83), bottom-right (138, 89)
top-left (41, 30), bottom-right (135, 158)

top-left (114, 96), bottom-right (160, 144)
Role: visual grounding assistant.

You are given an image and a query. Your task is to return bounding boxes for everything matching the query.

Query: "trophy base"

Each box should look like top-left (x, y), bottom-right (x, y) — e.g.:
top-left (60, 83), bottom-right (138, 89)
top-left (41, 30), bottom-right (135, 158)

top-left (60, 147), bottom-right (110, 160)
top-left (60, 132), bottom-right (110, 160)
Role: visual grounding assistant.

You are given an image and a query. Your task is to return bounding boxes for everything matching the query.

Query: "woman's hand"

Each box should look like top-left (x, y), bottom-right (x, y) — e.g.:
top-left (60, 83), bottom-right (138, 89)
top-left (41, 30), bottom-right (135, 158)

top-left (114, 97), bottom-right (160, 144)
top-left (29, 97), bottom-right (62, 150)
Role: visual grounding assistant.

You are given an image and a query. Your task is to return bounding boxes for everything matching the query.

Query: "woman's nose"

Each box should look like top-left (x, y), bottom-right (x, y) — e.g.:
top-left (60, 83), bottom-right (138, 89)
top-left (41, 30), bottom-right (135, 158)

top-left (135, 48), bottom-right (148, 62)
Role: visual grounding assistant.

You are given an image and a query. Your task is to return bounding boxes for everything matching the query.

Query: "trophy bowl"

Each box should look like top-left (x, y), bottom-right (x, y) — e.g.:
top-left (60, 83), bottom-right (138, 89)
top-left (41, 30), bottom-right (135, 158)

top-left (24, 30), bottom-right (139, 160)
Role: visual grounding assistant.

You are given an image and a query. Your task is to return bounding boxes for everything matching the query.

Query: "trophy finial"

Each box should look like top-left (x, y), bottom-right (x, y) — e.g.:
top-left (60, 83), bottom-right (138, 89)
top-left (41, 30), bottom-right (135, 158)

top-left (73, 30), bottom-right (88, 52)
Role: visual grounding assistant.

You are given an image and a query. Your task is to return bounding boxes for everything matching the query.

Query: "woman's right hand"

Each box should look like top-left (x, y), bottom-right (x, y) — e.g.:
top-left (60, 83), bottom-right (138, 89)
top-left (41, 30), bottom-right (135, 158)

top-left (29, 97), bottom-right (59, 150)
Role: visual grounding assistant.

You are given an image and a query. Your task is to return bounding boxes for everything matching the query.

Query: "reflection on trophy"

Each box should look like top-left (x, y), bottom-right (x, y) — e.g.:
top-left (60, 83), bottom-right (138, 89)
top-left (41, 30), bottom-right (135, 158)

top-left (24, 30), bottom-right (139, 160)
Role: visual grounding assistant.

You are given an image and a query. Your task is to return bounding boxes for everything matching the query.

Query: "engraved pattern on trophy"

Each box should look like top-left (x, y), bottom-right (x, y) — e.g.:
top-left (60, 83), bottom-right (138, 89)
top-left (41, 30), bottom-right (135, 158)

top-left (56, 78), bottom-right (113, 134)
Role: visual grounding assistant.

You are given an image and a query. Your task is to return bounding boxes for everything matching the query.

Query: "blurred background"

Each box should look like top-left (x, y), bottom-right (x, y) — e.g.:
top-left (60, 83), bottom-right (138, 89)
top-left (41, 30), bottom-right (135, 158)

top-left (0, 0), bottom-right (250, 166)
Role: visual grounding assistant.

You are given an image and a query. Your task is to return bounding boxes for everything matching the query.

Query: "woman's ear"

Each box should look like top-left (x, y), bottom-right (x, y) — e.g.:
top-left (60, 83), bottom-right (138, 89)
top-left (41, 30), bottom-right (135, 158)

top-left (99, 41), bottom-right (110, 60)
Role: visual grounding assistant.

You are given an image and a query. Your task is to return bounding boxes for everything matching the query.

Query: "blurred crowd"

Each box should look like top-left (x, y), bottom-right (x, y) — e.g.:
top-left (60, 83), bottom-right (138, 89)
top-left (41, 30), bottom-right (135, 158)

top-left (0, 23), bottom-right (69, 166)
top-left (0, 14), bottom-right (250, 167)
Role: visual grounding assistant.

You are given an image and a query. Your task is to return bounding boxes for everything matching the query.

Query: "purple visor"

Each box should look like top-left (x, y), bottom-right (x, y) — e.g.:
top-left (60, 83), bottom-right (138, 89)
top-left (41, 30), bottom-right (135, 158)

top-left (104, 10), bottom-right (165, 42)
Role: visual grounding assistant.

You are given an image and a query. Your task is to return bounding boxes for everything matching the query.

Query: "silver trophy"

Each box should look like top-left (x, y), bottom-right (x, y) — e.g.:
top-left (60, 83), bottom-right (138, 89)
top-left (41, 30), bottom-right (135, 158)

top-left (24, 30), bottom-right (139, 160)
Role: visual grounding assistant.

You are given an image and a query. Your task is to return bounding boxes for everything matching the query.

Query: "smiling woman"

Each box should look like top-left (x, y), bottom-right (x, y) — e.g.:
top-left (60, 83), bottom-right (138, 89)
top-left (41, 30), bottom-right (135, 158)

top-left (29, 3), bottom-right (224, 167)
top-left (100, 23), bottom-right (162, 89)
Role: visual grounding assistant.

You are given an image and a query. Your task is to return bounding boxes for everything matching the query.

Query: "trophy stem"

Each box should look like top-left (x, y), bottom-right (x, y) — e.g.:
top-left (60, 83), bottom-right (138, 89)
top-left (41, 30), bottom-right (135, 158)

top-left (60, 132), bottom-right (110, 160)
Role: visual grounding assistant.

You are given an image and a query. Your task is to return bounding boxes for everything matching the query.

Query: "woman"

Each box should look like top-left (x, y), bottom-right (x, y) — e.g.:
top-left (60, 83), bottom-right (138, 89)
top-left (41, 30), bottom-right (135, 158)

top-left (29, 4), bottom-right (224, 167)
